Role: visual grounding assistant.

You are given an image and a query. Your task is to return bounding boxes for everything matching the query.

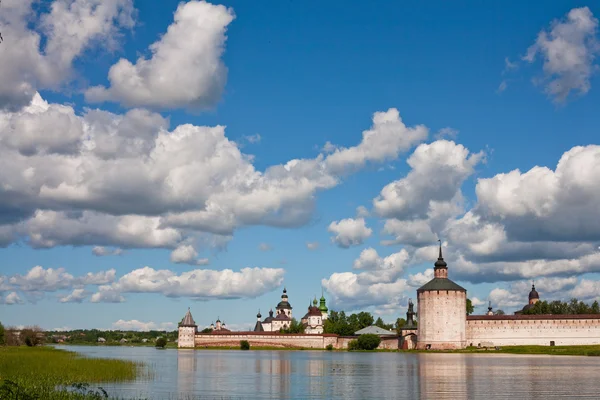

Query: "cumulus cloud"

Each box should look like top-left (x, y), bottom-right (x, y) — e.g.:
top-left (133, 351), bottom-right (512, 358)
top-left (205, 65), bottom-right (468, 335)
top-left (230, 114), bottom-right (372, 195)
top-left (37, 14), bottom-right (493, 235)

top-left (92, 246), bottom-right (123, 257)
top-left (323, 249), bottom-right (410, 310)
top-left (434, 127), bottom-right (459, 140)
top-left (328, 218), bottom-right (372, 248)
top-left (59, 289), bottom-right (88, 303)
top-left (407, 269), bottom-right (434, 287)
top-left (524, 7), bottom-right (599, 102)
top-left (374, 140), bottom-right (485, 219)
top-left (0, 92), bottom-right (427, 252)
top-left (8, 266), bottom-right (116, 292)
top-left (0, 0), bottom-right (135, 110)
top-left (324, 108), bottom-right (428, 174)
top-left (112, 319), bottom-right (175, 331)
top-left (170, 245), bottom-right (209, 266)
top-left (90, 266), bottom-right (285, 302)
top-left (474, 145), bottom-right (600, 243)
top-left (85, 1), bottom-right (234, 110)
top-left (3, 292), bottom-right (24, 305)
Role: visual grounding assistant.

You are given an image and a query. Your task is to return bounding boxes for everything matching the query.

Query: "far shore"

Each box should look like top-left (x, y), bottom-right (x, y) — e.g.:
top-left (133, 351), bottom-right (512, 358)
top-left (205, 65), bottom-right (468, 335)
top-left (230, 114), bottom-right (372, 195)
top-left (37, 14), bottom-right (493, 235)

top-left (59, 343), bottom-right (600, 356)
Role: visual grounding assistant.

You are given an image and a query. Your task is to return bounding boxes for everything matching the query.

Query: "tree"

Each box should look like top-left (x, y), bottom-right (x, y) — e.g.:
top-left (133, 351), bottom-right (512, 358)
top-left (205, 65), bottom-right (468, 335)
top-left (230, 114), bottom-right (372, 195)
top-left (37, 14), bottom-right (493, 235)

top-left (200, 328), bottom-right (213, 333)
top-left (466, 299), bottom-right (474, 316)
top-left (394, 318), bottom-right (407, 335)
top-left (0, 322), bottom-right (4, 346)
top-left (155, 337), bottom-right (167, 348)
top-left (280, 318), bottom-right (305, 334)
top-left (240, 340), bottom-right (250, 350)
top-left (495, 309), bottom-right (505, 315)
top-left (21, 326), bottom-right (44, 347)
top-left (374, 317), bottom-right (393, 331)
top-left (356, 334), bottom-right (381, 350)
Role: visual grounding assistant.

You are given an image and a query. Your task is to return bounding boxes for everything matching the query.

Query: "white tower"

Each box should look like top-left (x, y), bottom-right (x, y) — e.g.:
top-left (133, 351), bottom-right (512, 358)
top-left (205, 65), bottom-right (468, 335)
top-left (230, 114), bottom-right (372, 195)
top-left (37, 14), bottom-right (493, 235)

top-left (416, 242), bottom-right (467, 350)
top-left (177, 308), bottom-right (197, 348)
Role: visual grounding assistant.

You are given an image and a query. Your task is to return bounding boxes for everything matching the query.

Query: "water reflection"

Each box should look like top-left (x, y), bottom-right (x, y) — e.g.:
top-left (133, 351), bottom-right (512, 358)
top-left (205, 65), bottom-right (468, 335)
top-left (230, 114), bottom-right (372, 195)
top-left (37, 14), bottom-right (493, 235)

top-left (64, 346), bottom-right (600, 400)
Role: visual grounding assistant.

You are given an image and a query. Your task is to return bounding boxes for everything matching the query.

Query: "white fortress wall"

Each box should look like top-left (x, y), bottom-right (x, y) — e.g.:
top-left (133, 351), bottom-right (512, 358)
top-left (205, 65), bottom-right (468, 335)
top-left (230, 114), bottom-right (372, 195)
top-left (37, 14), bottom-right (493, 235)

top-left (417, 290), bottom-right (466, 349)
top-left (467, 315), bottom-right (600, 346)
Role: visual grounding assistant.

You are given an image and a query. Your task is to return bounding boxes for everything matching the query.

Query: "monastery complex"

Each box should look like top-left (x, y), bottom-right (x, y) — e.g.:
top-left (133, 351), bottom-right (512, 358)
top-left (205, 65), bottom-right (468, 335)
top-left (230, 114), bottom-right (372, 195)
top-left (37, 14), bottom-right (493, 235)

top-left (178, 245), bottom-right (600, 350)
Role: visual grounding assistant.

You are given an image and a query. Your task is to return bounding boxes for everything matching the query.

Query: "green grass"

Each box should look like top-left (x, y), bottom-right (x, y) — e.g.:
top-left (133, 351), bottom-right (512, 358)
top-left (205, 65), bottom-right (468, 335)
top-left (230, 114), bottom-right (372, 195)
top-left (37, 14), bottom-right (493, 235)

top-left (404, 344), bottom-right (600, 356)
top-left (0, 346), bottom-right (144, 399)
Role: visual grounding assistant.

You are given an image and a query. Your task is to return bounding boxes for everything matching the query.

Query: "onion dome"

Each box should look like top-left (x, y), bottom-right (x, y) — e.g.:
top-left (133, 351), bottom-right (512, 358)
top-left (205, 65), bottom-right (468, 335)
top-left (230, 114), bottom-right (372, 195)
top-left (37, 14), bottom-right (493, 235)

top-left (257, 310), bottom-right (262, 319)
top-left (434, 241), bottom-right (447, 269)
top-left (312, 297), bottom-right (318, 306)
top-left (529, 283), bottom-right (539, 300)
top-left (319, 291), bottom-right (328, 312)
top-left (216, 317), bottom-right (221, 323)
top-left (277, 287), bottom-right (292, 310)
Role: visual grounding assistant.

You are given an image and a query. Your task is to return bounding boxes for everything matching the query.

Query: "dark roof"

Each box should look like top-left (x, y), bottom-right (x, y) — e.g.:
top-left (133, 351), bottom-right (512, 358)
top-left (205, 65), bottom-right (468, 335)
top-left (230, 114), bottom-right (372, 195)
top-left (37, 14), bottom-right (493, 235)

top-left (276, 301), bottom-right (292, 310)
top-left (302, 306), bottom-right (322, 319)
top-left (529, 284), bottom-right (540, 300)
top-left (253, 321), bottom-right (264, 332)
top-left (179, 308), bottom-right (197, 327)
top-left (417, 277), bottom-right (466, 292)
top-left (274, 313), bottom-right (291, 321)
top-left (468, 314), bottom-right (600, 321)
top-left (263, 310), bottom-right (275, 323)
top-left (434, 242), bottom-right (447, 269)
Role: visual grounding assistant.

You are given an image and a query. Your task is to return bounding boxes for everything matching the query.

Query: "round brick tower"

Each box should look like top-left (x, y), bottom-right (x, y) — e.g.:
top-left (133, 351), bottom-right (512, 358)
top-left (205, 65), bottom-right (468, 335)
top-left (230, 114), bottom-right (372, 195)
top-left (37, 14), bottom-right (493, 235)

top-left (416, 242), bottom-right (467, 350)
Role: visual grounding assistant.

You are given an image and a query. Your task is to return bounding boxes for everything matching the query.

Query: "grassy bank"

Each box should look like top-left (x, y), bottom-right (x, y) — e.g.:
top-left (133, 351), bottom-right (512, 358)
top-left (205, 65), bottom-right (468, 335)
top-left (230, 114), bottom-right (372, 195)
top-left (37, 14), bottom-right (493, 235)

top-left (0, 346), bottom-right (144, 399)
top-left (404, 344), bottom-right (600, 356)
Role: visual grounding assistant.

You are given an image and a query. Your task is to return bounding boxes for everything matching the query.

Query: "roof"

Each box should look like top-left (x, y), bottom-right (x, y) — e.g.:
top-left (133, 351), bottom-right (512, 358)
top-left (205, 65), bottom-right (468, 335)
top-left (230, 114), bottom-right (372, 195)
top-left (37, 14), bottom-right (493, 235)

top-left (180, 308), bottom-right (197, 327)
top-left (354, 325), bottom-right (396, 336)
top-left (417, 277), bottom-right (466, 292)
top-left (468, 314), bottom-right (600, 321)
top-left (253, 321), bottom-right (264, 332)
top-left (276, 300), bottom-right (292, 310)
top-left (302, 306), bottom-right (322, 319)
top-left (274, 313), bottom-right (291, 321)
top-left (529, 284), bottom-right (540, 300)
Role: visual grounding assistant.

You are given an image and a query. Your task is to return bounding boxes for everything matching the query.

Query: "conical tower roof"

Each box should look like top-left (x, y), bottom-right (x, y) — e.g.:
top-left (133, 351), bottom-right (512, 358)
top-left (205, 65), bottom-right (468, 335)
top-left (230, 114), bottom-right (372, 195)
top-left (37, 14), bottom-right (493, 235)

top-left (180, 308), bottom-right (197, 327)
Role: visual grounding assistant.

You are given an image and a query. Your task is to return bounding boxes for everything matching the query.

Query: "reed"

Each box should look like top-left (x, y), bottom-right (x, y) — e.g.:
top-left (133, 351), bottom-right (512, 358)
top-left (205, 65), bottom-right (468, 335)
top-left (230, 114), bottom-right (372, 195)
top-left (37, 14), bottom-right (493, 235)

top-left (0, 346), bottom-right (143, 399)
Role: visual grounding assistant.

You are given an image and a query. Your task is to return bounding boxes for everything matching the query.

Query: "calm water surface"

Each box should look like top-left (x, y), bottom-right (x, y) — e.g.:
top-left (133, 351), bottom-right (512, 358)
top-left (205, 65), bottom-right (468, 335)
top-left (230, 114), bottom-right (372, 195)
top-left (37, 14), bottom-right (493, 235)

top-left (64, 345), bottom-right (600, 400)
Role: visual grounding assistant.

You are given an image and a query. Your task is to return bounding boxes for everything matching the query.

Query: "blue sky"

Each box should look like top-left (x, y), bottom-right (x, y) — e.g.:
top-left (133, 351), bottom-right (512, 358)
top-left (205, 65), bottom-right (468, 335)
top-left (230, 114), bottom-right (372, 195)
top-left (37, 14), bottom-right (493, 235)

top-left (0, 0), bottom-right (599, 331)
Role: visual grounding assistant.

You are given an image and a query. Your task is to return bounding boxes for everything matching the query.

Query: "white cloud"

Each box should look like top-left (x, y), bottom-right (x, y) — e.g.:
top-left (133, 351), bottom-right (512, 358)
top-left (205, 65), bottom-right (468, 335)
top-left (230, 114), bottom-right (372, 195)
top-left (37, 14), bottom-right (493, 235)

top-left (306, 242), bottom-right (319, 250)
top-left (243, 134), bottom-right (261, 144)
top-left (59, 288), bottom-right (88, 303)
top-left (382, 219), bottom-right (438, 247)
top-left (474, 145), bottom-right (600, 243)
top-left (170, 245), bottom-right (209, 266)
top-left (90, 285), bottom-right (126, 303)
top-left (3, 292), bottom-right (24, 305)
top-left (356, 206), bottom-right (370, 218)
top-left (85, 1), bottom-right (234, 110)
top-left (0, 92), bottom-right (427, 251)
top-left (91, 266), bottom-right (285, 301)
top-left (258, 243), bottom-right (272, 251)
top-left (322, 249), bottom-right (410, 310)
top-left (407, 269), bottom-right (434, 287)
top-left (524, 7), bottom-right (599, 102)
top-left (324, 108), bottom-right (428, 174)
top-left (374, 140), bottom-right (485, 219)
top-left (5, 266), bottom-right (116, 295)
top-left (112, 319), bottom-right (175, 331)
top-left (0, 0), bottom-right (135, 110)
top-left (434, 127), bottom-right (459, 140)
top-left (328, 218), bottom-right (372, 248)
top-left (470, 297), bottom-right (486, 307)
top-left (92, 246), bottom-right (123, 257)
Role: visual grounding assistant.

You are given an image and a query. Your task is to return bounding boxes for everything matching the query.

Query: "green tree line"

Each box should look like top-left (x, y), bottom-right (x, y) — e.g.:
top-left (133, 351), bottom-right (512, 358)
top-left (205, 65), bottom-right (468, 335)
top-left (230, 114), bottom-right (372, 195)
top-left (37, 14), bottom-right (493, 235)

top-left (323, 311), bottom-right (411, 336)
top-left (523, 299), bottom-right (600, 315)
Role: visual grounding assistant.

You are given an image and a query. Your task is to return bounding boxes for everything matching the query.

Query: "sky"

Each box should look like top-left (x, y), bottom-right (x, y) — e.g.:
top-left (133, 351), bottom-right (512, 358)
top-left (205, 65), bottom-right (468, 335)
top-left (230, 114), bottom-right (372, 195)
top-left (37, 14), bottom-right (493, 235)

top-left (0, 0), bottom-right (599, 332)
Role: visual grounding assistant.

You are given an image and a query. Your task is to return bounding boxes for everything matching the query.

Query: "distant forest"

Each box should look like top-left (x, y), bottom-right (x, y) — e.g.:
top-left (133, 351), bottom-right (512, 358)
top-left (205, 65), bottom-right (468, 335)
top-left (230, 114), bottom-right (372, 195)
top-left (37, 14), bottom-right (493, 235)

top-left (522, 299), bottom-right (600, 315)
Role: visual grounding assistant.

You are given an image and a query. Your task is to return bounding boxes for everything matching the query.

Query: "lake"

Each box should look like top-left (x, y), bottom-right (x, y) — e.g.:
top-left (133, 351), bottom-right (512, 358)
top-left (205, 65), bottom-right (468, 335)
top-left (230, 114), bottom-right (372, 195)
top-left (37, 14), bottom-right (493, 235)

top-left (64, 346), bottom-right (600, 399)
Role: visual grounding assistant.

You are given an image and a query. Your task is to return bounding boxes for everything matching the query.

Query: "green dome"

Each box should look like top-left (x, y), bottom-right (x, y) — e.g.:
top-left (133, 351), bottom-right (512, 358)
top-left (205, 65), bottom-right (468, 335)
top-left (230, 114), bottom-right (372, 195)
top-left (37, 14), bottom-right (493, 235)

top-left (318, 294), bottom-right (328, 312)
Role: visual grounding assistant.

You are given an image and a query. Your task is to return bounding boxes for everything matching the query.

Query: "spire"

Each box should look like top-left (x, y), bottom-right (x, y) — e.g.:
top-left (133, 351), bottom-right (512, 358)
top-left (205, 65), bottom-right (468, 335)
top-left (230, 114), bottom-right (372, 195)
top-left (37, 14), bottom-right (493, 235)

top-left (488, 301), bottom-right (492, 312)
top-left (434, 239), bottom-right (447, 269)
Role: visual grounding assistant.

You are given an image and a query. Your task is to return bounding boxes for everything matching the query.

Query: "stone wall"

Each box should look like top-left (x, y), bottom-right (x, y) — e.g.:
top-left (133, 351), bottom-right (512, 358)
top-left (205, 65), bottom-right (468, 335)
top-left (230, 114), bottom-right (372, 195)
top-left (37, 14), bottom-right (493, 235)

top-left (417, 290), bottom-right (466, 349)
top-left (467, 315), bottom-right (600, 346)
top-left (184, 332), bottom-right (398, 350)
top-left (178, 326), bottom-right (196, 348)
